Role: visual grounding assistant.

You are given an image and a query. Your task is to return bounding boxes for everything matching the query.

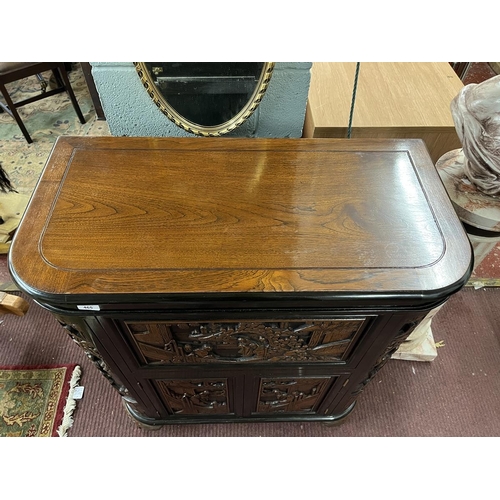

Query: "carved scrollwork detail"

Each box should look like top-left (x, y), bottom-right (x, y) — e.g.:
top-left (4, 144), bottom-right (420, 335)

top-left (54, 316), bottom-right (142, 414)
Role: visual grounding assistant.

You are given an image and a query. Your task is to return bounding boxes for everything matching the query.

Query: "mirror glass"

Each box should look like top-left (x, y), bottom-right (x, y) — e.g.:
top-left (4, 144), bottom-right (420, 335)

top-left (134, 62), bottom-right (274, 136)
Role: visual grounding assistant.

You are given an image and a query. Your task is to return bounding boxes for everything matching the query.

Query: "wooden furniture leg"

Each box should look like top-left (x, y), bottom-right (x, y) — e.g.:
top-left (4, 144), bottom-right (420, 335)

top-left (0, 81), bottom-right (33, 143)
top-left (56, 64), bottom-right (85, 124)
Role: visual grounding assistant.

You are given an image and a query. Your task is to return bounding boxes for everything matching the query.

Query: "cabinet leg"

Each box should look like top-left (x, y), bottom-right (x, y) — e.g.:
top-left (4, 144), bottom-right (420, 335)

top-left (122, 399), bottom-right (164, 431)
top-left (321, 402), bottom-right (356, 427)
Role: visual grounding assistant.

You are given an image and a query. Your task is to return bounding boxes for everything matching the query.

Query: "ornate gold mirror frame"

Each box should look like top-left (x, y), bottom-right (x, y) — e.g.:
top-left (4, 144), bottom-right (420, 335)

top-left (134, 62), bottom-right (275, 136)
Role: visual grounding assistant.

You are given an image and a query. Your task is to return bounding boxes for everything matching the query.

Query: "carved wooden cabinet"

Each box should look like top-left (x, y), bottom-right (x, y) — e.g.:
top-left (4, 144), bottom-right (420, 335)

top-left (9, 137), bottom-right (472, 427)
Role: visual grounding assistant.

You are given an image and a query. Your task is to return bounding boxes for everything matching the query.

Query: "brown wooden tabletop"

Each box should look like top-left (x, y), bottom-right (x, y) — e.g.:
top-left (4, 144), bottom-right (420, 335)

top-left (9, 136), bottom-right (472, 299)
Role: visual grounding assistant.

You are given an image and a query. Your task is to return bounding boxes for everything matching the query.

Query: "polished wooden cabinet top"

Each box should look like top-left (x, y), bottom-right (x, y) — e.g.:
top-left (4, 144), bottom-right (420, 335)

top-left (9, 136), bottom-right (472, 299)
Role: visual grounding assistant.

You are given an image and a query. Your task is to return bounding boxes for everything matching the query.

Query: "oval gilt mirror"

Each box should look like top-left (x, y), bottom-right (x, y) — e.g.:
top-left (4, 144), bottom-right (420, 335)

top-left (134, 62), bottom-right (275, 136)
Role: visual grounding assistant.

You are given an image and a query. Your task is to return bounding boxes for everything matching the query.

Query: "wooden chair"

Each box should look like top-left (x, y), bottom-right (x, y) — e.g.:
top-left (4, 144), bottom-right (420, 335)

top-left (0, 291), bottom-right (28, 316)
top-left (0, 62), bottom-right (86, 143)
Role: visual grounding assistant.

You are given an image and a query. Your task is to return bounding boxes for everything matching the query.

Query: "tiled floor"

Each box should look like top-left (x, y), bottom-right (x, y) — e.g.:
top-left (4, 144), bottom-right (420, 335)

top-left (461, 62), bottom-right (497, 85)
top-left (472, 245), bottom-right (500, 285)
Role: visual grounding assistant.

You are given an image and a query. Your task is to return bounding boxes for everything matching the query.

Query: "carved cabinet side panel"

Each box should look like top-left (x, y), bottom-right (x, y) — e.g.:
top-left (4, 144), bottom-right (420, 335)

top-left (342, 316), bottom-right (428, 410)
top-left (126, 319), bottom-right (367, 365)
top-left (156, 379), bottom-right (232, 415)
top-left (53, 314), bottom-right (151, 420)
top-left (255, 377), bottom-right (333, 414)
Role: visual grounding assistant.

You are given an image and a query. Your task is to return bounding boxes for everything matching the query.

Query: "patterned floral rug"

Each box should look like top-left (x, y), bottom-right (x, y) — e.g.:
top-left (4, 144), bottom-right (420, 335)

top-left (0, 364), bottom-right (81, 437)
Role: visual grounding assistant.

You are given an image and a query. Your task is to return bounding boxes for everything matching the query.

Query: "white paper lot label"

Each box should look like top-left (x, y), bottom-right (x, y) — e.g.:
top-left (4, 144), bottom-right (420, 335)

top-left (77, 305), bottom-right (101, 311)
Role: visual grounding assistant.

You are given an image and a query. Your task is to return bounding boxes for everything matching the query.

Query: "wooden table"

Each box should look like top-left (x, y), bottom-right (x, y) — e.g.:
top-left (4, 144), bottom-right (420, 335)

top-left (303, 62), bottom-right (464, 163)
top-left (8, 137), bottom-right (472, 427)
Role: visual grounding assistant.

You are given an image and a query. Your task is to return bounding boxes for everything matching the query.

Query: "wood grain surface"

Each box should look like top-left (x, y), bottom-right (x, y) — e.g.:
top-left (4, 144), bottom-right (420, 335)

top-left (8, 136), bottom-right (472, 298)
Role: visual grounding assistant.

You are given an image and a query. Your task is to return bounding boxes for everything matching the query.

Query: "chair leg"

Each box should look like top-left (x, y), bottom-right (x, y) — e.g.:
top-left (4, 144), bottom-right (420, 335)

top-left (0, 82), bottom-right (33, 143)
top-left (55, 65), bottom-right (86, 124)
top-left (51, 69), bottom-right (64, 88)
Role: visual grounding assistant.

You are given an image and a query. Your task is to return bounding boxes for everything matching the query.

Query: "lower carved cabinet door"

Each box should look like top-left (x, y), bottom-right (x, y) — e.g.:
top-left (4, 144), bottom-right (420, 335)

top-left (148, 373), bottom-right (345, 421)
top-left (155, 377), bottom-right (237, 416)
top-left (250, 376), bottom-right (337, 416)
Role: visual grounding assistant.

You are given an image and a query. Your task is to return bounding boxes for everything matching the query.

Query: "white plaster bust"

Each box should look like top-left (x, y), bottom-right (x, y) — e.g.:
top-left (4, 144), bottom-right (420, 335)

top-left (451, 74), bottom-right (500, 196)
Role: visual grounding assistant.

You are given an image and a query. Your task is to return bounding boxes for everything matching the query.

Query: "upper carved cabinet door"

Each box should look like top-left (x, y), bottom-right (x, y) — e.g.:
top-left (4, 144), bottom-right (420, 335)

top-left (124, 318), bottom-right (372, 366)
